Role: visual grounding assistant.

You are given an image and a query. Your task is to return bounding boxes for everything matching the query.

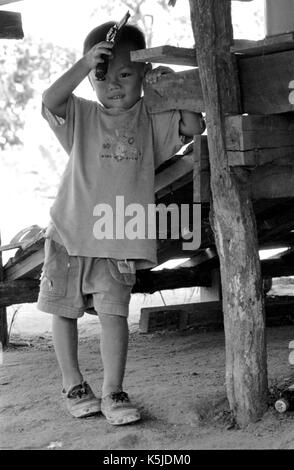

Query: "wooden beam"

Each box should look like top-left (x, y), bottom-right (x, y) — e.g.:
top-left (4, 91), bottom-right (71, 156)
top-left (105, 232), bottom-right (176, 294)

top-left (226, 114), bottom-right (294, 166)
top-left (261, 249), bottom-right (294, 278)
top-left (0, 279), bottom-right (40, 308)
top-left (155, 136), bottom-right (210, 200)
top-left (139, 296), bottom-right (294, 334)
top-left (134, 264), bottom-right (212, 294)
top-left (228, 147), bottom-right (294, 167)
top-left (233, 33), bottom-right (294, 57)
top-left (135, 252), bottom-right (294, 296)
top-left (257, 202), bottom-right (294, 243)
top-left (251, 164), bottom-right (294, 199)
top-left (225, 114), bottom-right (294, 151)
top-left (239, 49), bottom-right (294, 114)
top-left (144, 69), bottom-right (203, 113)
top-left (139, 301), bottom-right (222, 333)
top-left (0, 10), bottom-right (23, 39)
top-left (142, 49), bottom-right (294, 115)
top-left (133, 34), bottom-right (294, 68)
top-left (157, 163), bottom-right (294, 203)
top-left (156, 140), bottom-right (294, 202)
top-left (131, 45), bottom-right (197, 67)
top-left (3, 247), bottom-right (44, 281)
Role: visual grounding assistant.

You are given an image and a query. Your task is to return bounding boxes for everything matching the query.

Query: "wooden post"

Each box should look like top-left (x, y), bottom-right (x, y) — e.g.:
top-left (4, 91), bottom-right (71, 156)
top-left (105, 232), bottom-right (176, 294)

top-left (0, 232), bottom-right (9, 349)
top-left (189, 0), bottom-right (268, 426)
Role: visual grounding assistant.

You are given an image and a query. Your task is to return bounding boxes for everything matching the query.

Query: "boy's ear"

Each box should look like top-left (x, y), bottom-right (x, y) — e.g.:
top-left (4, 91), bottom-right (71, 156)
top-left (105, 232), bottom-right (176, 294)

top-left (144, 62), bottom-right (152, 76)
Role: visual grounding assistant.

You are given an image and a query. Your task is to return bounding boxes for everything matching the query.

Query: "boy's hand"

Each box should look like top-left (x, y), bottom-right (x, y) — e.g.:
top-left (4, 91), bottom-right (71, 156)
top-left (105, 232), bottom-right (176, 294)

top-left (144, 66), bottom-right (174, 85)
top-left (84, 41), bottom-right (114, 71)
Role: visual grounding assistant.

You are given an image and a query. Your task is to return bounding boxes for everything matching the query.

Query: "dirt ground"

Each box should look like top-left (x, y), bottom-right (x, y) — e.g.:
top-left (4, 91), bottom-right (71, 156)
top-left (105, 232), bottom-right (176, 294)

top-left (1, 307), bottom-right (294, 450)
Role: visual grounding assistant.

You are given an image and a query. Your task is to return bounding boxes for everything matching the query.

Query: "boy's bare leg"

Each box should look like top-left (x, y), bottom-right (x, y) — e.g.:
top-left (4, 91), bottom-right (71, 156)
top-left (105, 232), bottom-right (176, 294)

top-left (52, 315), bottom-right (83, 391)
top-left (98, 313), bottom-right (128, 397)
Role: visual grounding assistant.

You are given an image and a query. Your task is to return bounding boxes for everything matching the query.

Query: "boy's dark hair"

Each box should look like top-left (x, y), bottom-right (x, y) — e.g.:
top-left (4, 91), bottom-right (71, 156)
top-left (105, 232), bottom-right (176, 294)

top-left (83, 23), bottom-right (146, 55)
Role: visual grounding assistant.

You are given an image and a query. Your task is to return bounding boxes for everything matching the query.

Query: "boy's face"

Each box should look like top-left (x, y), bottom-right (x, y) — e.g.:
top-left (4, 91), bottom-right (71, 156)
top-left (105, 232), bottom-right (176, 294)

top-left (89, 43), bottom-right (147, 110)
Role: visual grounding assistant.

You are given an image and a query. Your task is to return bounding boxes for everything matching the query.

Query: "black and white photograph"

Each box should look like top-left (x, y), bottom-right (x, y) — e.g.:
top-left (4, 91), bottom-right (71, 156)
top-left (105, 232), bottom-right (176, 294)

top-left (1, 0), bottom-right (294, 454)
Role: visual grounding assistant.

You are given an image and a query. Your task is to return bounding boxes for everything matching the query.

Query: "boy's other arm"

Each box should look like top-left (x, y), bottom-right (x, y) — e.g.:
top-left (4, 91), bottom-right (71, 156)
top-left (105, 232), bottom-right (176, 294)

top-left (179, 111), bottom-right (206, 139)
top-left (42, 42), bottom-right (113, 118)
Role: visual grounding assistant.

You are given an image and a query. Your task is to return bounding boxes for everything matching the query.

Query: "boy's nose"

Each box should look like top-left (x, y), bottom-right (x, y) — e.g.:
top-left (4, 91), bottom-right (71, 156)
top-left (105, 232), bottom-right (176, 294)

top-left (108, 77), bottom-right (121, 90)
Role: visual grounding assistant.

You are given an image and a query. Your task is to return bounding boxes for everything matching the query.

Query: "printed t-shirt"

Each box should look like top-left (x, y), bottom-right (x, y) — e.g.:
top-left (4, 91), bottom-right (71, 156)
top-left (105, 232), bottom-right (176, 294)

top-left (42, 94), bottom-right (183, 269)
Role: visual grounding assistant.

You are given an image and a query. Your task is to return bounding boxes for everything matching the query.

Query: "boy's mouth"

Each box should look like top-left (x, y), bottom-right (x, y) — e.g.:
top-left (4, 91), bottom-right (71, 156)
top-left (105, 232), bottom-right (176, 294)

top-left (110, 95), bottom-right (124, 100)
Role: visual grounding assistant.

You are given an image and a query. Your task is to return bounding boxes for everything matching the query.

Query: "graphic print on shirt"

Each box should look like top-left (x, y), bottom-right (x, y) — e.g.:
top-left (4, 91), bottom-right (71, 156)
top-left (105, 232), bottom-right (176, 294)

top-left (100, 128), bottom-right (141, 162)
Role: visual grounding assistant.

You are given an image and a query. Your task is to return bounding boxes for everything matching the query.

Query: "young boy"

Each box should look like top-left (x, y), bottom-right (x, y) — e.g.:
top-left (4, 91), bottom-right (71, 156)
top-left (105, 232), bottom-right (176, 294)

top-left (37, 21), bottom-right (205, 426)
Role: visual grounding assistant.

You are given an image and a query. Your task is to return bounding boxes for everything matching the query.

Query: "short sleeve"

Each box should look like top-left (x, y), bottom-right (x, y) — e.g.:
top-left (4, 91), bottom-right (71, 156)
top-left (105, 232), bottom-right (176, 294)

top-left (41, 94), bottom-right (76, 155)
top-left (150, 109), bottom-right (185, 169)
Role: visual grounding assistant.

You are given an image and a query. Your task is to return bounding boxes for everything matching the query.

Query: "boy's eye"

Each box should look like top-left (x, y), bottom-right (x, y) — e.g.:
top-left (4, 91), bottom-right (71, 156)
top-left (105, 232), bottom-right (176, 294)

top-left (120, 72), bottom-right (131, 78)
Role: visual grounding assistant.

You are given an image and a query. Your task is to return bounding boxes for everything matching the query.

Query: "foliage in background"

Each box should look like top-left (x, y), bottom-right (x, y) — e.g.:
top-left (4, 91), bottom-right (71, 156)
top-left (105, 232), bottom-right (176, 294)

top-left (0, 36), bottom-right (77, 150)
top-left (90, 0), bottom-right (192, 48)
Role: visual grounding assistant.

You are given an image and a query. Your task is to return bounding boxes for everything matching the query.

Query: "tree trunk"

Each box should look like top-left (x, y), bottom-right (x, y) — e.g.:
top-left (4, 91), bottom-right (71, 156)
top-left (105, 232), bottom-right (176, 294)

top-left (189, 0), bottom-right (268, 426)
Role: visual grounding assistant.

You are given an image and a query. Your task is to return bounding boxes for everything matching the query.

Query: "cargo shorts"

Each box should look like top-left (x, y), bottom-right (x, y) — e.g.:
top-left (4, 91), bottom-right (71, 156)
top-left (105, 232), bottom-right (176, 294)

top-left (37, 239), bottom-right (136, 318)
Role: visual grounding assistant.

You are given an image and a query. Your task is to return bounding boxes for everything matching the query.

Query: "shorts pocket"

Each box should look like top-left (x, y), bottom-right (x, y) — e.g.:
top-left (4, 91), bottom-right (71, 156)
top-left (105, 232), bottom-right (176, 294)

top-left (40, 239), bottom-right (69, 297)
top-left (107, 259), bottom-right (136, 287)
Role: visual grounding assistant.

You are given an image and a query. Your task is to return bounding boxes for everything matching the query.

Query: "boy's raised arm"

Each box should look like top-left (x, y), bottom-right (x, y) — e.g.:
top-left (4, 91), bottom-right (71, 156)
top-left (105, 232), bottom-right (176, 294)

top-left (42, 42), bottom-right (114, 118)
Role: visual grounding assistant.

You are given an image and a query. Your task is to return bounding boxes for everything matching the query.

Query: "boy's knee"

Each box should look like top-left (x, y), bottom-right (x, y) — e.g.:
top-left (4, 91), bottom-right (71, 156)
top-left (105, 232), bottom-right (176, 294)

top-left (98, 312), bottom-right (127, 327)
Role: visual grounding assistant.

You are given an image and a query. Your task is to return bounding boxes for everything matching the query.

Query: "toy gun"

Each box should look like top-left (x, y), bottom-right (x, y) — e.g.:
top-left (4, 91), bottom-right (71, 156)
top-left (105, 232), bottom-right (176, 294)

top-left (95, 10), bottom-right (131, 81)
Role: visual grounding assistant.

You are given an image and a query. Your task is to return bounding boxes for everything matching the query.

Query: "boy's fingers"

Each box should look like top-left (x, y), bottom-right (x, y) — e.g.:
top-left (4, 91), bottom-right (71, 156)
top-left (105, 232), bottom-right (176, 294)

top-left (97, 41), bottom-right (114, 49)
top-left (91, 42), bottom-right (114, 55)
top-left (92, 48), bottom-right (113, 61)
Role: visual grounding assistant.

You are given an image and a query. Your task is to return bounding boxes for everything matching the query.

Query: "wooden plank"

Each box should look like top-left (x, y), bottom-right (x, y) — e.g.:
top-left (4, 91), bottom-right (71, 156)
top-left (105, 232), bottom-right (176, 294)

top-left (225, 114), bottom-right (294, 151)
top-left (156, 160), bottom-right (294, 203)
top-left (134, 264), bottom-right (212, 294)
top-left (155, 137), bottom-right (209, 193)
top-left (232, 33), bottom-right (294, 56)
top-left (239, 49), bottom-right (294, 114)
top-left (155, 154), bottom-right (193, 192)
top-left (139, 296), bottom-right (294, 334)
top-left (3, 247), bottom-right (44, 281)
top-left (0, 10), bottom-right (23, 39)
top-left (142, 50), bottom-right (294, 115)
top-left (257, 202), bottom-right (294, 244)
top-left (136, 254), bottom-right (294, 299)
top-left (261, 248), bottom-right (294, 278)
top-left (0, 279), bottom-right (40, 308)
top-left (131, 45), bottom-right (197, 66)
top-left (251, 164), bottom-right (294, 199)
top-left (228, 146), bottom-right (294, 167)
top-left (157, 164), bottom-right (294, 202)
top-left (139, 301), bottom-right (222, 333)
top-left (133, 34), bottom-right (294, 66)
top-left (144, 69), bottom-right (204, 113)
top-left (180, 248), bottom-right (217, 268)
top-left (134, 34), bottom-right (294, 66)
